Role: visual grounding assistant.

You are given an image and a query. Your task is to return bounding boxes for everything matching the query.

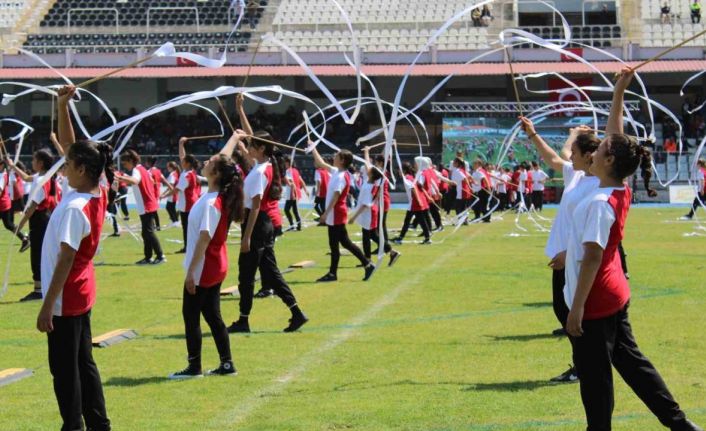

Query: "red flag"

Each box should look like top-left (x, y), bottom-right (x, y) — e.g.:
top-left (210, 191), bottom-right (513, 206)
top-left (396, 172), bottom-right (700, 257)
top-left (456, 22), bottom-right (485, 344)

top-left (548, 77), bottom-right (592, 117)
top-left (176, 57), bottom-right (197, 67)
top-left (560, 48), bottom-right (583, 62)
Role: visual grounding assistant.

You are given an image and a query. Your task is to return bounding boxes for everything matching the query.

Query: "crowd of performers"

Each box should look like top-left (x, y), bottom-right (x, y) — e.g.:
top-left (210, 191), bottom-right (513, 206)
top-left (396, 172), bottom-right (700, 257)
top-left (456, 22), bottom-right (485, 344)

top-left (9, 75), bottom-right (703, 431)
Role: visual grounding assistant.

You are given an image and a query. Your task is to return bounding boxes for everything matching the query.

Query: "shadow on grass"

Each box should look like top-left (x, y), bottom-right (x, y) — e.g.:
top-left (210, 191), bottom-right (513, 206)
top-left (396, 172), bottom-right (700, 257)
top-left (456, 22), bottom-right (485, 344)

top-left (486, 333), bottom-right (558, 342)
top-left (521, 301), bottom-right (553, 308)
top-left (96, 263), bottom-right (139, 267)
top-left (328, 379), bottom-right (557, 394)
top-left (464, 380), bottom-right (556, 392)
top-left (104, 376), bottom-right (169, 387)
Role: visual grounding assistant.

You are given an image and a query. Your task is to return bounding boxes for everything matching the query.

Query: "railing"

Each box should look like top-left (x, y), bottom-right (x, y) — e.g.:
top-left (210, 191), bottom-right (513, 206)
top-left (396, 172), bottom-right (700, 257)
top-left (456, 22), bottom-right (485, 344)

top-left (67, 8), bottom-right (119, 34)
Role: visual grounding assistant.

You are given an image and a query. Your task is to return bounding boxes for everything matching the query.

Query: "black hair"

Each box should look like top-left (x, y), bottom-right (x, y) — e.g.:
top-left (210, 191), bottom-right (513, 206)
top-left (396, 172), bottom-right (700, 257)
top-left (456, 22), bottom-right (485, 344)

top-left (34, 149), bottom-right (57, 197)
top-left (530, 161), bottom-right (539, 168)
top-left (183, 154), bottom-right (199, 170)
top-left (167, 161), bottom-right (181, 176)
top-left (67, 141), bottom-right (115, 190)
top-left (368, 166), bottom-right (383, 183)
top-left (452, 157), bottom-right (464, 169)
top-left (211, 154), bottom-right (244, 223)
top-left (402, 161), bottom-right (415, 176)
top-left (374, 155), bottom-right (385, 166)
top-left (574, 133), bottom-right (601, 156)
top-left (606, 134), bottom-right (657, 197)
top-left (337, 150), bottom-right (354, 170)
top-left (250, 130), bottom-right (284, 200)
top-left (121, 149), bottom-right (140, 165)
top-left (147, 156), bottom-right (158, 167)
top-left (283, 156), bottom-right (293, 168)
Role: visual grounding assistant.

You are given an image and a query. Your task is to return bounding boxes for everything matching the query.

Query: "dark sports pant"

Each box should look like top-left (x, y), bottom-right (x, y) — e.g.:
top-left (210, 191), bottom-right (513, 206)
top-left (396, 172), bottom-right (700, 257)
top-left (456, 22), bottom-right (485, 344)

top-left (0, 209), bottom-right (26, 241)
top-left (473, 190), bottom-right (491, 222)
top-left (570, 303), bottom-right (689, 431)
top-left (154, 210), bottom-right (161, 230)
top-left (687, 193), bottom-right (705, 216)
top-left (455, 198), bottom-right (471, 222)
top-left (618, 242), bottom-right (628, 276)
top-left (140, 212), bottom-right (163, 259)
top-left (106, 203), bottom-right (119, 235)
top-left (327, 224), bottom-right (369, 275)
top-left (117, 187), bottom-right (129, 218)
top-left (166, 201), bottom-right (178, 223)
top-left (362, 227), bottom-right (391, 259)
top-left (552, 268), bottom-right (569, 326)
top-left (180, 211), bottom-right (189, 248)
top-left (284, 200), bottom-right (301, 227)
top-left (532, 190), bottom-right (544, 211)
top-left (314, 196), bottom-right (326, 216)
top-left (398, 210), bottom-right (430, 240)
top-left (29, 209), bottom-right (50, 282)
top-left (442, 189), bottom-right (454, 214)
top-left (429, 202), bottom-right (442, 229)
top-left (238, 212), bottom-right (297, 316)
top-left (47, 312), bottom-right (111, 431)
top-left (182, 283), bottom-right (231, 367)
top-left (498, 192), bottom-right (508, 211)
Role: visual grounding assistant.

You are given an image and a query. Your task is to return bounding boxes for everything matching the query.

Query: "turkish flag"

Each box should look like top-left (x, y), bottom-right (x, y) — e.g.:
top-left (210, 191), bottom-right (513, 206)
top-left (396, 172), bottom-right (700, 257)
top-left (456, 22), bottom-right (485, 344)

top-left (560, 48), bottom-right (583, 62)
top-left (176, 57), bottom-right (197, 67)
top-left (548, 77), bottom-right (592, 116)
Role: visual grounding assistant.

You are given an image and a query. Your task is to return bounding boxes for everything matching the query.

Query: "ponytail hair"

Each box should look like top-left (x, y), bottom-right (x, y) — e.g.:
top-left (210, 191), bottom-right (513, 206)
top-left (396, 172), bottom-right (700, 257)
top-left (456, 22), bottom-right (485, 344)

top-left (167, 161), bottom-right (181, 176)
top-left (212, 154), bottom-right (244, 224)
top-left (67, 140), bottom-right (115, 187)
top-left (269, 150), bottom-right (285, 201)
top-left (34, 149), bottom-right (56, 196)
top-left (183, 154), bottom-right (199, 170)
top-left (607, 134), bottom-right (657, 197)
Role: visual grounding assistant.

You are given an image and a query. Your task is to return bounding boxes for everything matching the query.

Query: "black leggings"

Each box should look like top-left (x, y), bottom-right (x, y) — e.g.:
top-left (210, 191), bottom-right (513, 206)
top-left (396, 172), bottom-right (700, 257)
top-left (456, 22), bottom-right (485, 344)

top-left (497, 192), bottom-right (508, 211)
top-left (29, 209), bottom-right (50, 282)
top-left (107, 202), bottom-right (119, 235)
top-left (180, 211), bottom-right (189, 248)
top-left (314, 196), bottom-right (326, 216)
top-left (0, 209), bottom-right (26, 241)
top-left (429, 202), bottom-right (442, 229)
top-left (532, 190), bottom-right (544, 211)
top-left (399, 210), bottom-right (430, 240)
top-left (688, 193), bottom-right (705, 216)
top-left (140, 212), bottom-right (163, 259)
top-left (166, 201), bottom-right (178, 223)
top-left (327, 224), bottom-right (369, 275)
top-left (455, 198), bottom-right (470, 218)
top-left (238, 212), bottom-right (297, 317)
top-left (362, 228), bottom-right (391, 259)
top-left (47, 312), bottom-right (110, 431)
top-left (182, 283), bottom-right (231, 367)
top-left (284, 200), bottom-right (301, 227)
top-left (552, 268), bottom-right (569, 327)
top-left (117, 187), bottom-right (129, 218)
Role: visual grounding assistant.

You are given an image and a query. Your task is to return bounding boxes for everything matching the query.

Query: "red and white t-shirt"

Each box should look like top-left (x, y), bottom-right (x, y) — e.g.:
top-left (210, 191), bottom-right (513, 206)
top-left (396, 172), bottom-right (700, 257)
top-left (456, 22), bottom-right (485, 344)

top-left (9, 172), bottom-right (24, 202)
top-left (315, 168), bottom-right (330, 199)
top-left (130, 164), bottom-right (158, 215)
top-left (150, 167), bottom-right (163, 202)
top-left (564, 186), bottom-right (631, 320)
top-left (0, 171), bottom-right (11, 212)
top-left (183, 191), bottom-right (230, 287)
top-left (325, 168), bottom-right (350, 226)
top-left (31, 174), bottom-right (58, 212)
top-left (285, 167), bottom-right (303, 200)
top-left (451, 168), bottom-right (472, 200)
top-left (41, 188), bottom-right (107, 317)
top-left (354, 181), bottom-right (379, 230)
top-left (168, 171), bottom-right (179, 203)
top-left (243, 161), bottom-right (281, 229)
top-left (176, 169), bottom-right (201, 213)
top-left (532, 168), bottom-right (548, 192)
top-left (404, 174), bottom-right (429, 211)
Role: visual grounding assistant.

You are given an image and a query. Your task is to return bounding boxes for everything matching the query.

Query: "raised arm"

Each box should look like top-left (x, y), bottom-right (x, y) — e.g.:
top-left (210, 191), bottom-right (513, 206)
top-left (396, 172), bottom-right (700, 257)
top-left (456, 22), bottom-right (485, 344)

top-left (178, 136), bottom-right (187, 162)
top-left (311, 146), bottom-right (334, 171)
top-left (606, 68), bottom-right (635, 135)
top-left (236, 94), bottom-right (253, 144)
top-left (49, 132), bottom-right (65, 157)
top-left (219, 131), bottom-right (243, 157)
top-left (5, 158), bottom-right (33, 182)
top-left (520, 117), bottom-right (567, 172)
top-left (56, 86), bottom-right (77, 154)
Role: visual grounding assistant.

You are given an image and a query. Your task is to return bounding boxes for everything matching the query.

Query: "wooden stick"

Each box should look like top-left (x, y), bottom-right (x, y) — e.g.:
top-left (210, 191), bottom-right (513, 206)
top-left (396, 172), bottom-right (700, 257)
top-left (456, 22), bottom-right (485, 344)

top-left (50, 95), bottom-right (55, 134)
top-left (505, 47), bottom-right (523, 117)
top-left (76, 55), bottom-right (154, 88)
top-left (185, 134), bottom-right (223, 142)
top-left (215, 97), bottom-right (236, 133)
top-left (0, 136), bottom-right (8, 160)
top-left (631, 27), bottom-right (706, 71)
top-left (247, 134), bottom-right (307, 153)
top-left (242, 38), bottom-right (263, 89)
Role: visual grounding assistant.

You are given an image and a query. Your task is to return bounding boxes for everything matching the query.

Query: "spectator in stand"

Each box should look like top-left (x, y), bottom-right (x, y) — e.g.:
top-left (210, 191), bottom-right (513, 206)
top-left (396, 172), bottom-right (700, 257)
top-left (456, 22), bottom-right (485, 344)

top-left (661, 3), bottom-right (671, 23)
top-left (471, 8), bottom-right (482, 27)
top-left (692, 0), bottom-right (701, 23)
top-left (481, 5), bottom-right (493, 26)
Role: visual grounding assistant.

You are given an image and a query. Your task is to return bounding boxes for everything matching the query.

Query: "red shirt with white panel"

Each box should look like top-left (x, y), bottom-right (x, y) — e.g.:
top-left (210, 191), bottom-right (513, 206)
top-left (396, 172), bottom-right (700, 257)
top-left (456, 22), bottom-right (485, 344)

top-left (168, 171), bottom-right (179, 203)
top-left (183, 191), bottom-right (231, 287)
top-left (451, 168), bottom-right (472, 200)
top-left (564, 186), bottom-right (631, 320)
top-left (325, 168), bottom-right (351, 226)
top-left (285, 167), bottom-right (303, 200)
top-left (315, 168), bottom-right (330, 199)
top-left (405, 174), bottom-right (429, 211)
top-left (130, 164), bottom-right (159, 215)
top-left (0, 171), bottom-right (11, 212)
top-left (354, 181), bottom-right (379, 230)
top-left (41, 187), bottom-right (107, 317)
top-left (176, 169), bottom-right (201, 213)
top-left (150, 167), bottom-right (163, 202)
top-left (244, 161), bottom-right (281, 229)
top-left (32, 174), bottom-right (58, 212)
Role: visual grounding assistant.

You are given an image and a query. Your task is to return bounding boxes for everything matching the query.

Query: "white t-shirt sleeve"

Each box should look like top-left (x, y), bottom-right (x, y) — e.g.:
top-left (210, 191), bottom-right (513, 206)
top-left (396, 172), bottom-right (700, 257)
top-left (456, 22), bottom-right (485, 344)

top-left (31, 180), bottom-right (46, 204)
top-left (176, 172), bottom-right (188, 191)
top-left (333, 173), bottom-right (346, 193)
top-left (581, 200), bottom-right (616, 250)
top-left (314, 171), bottom-right (321, 183)
top-left (562, 162), bottom-right (575, 184)
top-left (246, 169), bottom-right (267, 200)
top-left (200, 203), bottom-right (221, 238)
top-left (58, 207), bottom-right (90, 251)
top-left (131, 168), bottom-right (142, 184)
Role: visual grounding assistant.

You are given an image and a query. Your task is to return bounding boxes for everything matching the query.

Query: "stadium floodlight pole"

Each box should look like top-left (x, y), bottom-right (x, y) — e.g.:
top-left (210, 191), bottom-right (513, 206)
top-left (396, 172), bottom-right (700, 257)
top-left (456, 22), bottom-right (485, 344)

top-left (215, 97), bottom-right (236, 133)
top-left (75, 55), bottom-right (155, 88)
top-left (631, 27), bottom-right (706, 72)
top-left (184, 134), bottom-right (223, 142)
top-left (504, 46), bottom-right (523, 117)
top-left (247, 134), bottom-right (308, 153)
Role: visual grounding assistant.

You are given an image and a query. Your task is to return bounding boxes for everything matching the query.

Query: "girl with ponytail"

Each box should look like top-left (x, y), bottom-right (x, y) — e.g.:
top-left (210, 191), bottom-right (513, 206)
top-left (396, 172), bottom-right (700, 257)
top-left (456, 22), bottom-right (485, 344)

top-left (563, 69), bottom-right (701, 431)
top-left (36, 85), bottom-right (112, 431)
top-left (169, 132), bottom-right (244, 379)
top-left (227, 128), bottom-right (308, 334)
top-left (9, 147), bottom-right (58, 301)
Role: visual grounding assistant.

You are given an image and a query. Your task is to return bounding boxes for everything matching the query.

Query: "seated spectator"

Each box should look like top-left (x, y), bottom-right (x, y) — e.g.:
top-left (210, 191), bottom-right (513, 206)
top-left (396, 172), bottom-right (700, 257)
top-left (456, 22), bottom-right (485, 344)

top-left (481, 5), bottom-right (493, 26)
top-left (691, 0), bottom-right (701, 23)
top-left (661, 3), bottom-right (671, 23)
top-left (472, 8), bottom-right (482, 27)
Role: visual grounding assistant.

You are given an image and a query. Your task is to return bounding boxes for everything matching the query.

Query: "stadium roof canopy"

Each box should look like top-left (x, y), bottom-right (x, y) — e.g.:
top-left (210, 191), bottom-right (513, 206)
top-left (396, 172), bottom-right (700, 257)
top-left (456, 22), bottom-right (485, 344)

top-left (1, 60), bottom-right (704, 79)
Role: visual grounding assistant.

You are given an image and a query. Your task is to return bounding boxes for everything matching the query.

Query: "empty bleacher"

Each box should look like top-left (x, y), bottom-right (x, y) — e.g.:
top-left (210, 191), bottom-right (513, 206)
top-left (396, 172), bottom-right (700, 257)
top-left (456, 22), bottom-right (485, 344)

top-left (0, 0), bottom-right (27, 28)
top-left (518, 25), bottom-right (623, 48)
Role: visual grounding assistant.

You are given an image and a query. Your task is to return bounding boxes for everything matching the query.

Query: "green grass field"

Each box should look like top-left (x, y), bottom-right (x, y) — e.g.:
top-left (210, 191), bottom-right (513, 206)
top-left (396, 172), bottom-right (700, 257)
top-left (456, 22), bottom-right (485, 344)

top-left (1, 207), bottom-right (704, 431)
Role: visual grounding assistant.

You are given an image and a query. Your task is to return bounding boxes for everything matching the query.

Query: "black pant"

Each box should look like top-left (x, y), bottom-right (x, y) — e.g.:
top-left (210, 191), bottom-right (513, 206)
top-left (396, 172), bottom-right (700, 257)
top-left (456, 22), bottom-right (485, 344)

top-left (166, 201), bottom-right (178, 223)
top-left (30, 209), bottom-right (50, 282)
top-left (455, 198), bottom-right (470, 218)
top-left (284, 200), bottom-right (301, 228)
top-left (0, 209), bottom-right (25, 241)
top-left (180, 211), bottom-right (189, 248)
top-left (692, 11), bottom-right (700, 23)
top-left (473, 190), bottom-right (491, 222)
top-left (498, 192), bottom-right (508, 211)
top-left (362, 228), bottom-right (391, 258)
top-left (571, 303), bottom-right (689, 431)
top-left (48, 312), bottom-right (110, 431)
top-left (314, 196), bottom-right (326, 216)
top-left (618, 242), bottom-right (628, 276)
top-left (117, 187), bottom-right (129, 218)
top-left (532, 190), bottom-right (544, 211)
top-left (381, 210), bottom-right (390, 251)
top-left (106, 203), bottom-right (119, 235)
top-left (154, 210), bottom-right (161, 230)
top-left (552, 268), bottom-right (569, 326)
top-left (238, 212), bottom-right (297, 316)
top-left (688, 193), bottom-right (705, 216)
top-left (182, 283), bottom-right (231, 367)
top-left (327, 224), bottom-right (369, 275)
top-left (399, 210), bottom-right (431, 240)
top-left (429, 201), bottom-right (442, 229)
top-left (140, 212), bottom-right (163, 259)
